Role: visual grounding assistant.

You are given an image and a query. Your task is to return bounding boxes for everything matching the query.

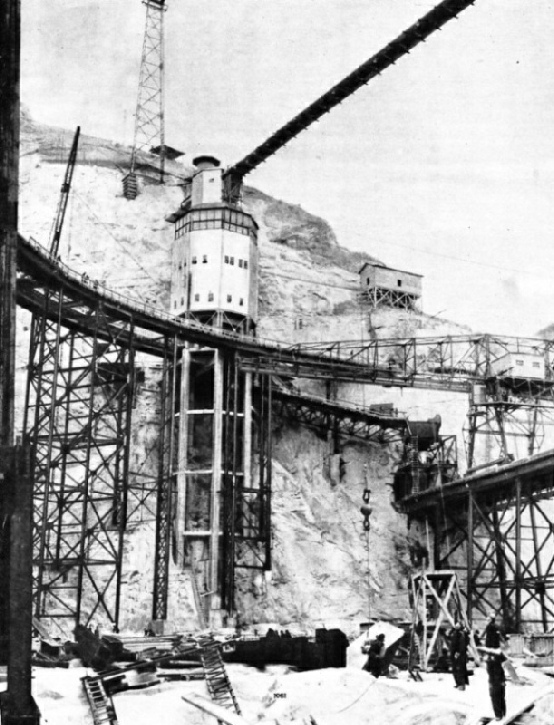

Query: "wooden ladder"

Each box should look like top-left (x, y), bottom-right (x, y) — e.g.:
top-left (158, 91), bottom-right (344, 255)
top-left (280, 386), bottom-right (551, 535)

top-left (82, 676), bottom-right (117, 725)
top-left (198, 635), bottom-right (241, 717)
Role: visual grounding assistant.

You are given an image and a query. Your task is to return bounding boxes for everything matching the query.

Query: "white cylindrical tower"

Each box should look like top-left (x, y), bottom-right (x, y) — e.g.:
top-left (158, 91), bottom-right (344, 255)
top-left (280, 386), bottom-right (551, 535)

top-left (168, 155), bottom-right (258, 333)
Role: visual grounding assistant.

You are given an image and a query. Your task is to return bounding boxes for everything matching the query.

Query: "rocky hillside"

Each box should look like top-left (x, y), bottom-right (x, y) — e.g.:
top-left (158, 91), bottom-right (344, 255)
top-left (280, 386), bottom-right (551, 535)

top-left (17, 111), bottom-right (471, 635)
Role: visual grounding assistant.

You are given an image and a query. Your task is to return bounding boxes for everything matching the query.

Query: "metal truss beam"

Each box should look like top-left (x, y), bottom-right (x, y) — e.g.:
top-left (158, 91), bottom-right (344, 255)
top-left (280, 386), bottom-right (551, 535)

top-left (240, 334), bottom-right (554, 397)
top-left (273, 388), bottom-right (406, 443)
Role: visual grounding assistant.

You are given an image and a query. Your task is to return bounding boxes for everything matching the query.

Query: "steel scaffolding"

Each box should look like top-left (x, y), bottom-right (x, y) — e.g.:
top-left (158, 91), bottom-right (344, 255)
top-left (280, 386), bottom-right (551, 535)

top-left (24, 294), bottom-right (135, 630)
top-left (401, 452), bottom-right (554, 633)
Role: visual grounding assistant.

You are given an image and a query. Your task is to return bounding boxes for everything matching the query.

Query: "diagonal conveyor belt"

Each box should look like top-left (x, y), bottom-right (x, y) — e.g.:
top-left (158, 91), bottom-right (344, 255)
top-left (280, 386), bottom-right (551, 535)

top-left (226, 0), bottom-right (478, 180)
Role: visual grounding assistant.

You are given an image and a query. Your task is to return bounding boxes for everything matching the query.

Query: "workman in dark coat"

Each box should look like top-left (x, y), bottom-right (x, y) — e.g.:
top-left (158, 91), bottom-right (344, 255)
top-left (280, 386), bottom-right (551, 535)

top-left (486, 649), bottom-right (507, 720)
top-left (483, 613), bottom-right (507, 719)
top-left (484, 612), bottom-right (504, 649)
top-left (362, 633), bottom-right (385, 677)
top-left (449, 621), bottom-right (469, 690)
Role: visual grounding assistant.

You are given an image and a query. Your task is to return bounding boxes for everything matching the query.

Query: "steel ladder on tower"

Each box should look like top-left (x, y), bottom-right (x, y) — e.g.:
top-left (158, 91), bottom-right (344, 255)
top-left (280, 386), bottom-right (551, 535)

top-left (197, 635), bottom-right (242, 716)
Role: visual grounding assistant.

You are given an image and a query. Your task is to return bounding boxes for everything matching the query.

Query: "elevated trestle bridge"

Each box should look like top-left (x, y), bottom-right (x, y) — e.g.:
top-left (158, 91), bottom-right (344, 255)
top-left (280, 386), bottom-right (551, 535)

top-left (17, 234), bottom-right (554, 631)
top-left (20, 235), bottom-right (554, 391)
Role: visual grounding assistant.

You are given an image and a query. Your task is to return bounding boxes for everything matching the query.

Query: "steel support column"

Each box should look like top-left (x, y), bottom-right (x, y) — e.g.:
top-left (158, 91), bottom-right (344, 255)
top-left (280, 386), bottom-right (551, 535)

top-left (529, 500), bottom-right (547, 631)
top-left (0, 0), bottom-right (21, 666)
top-left (0, 2), bottom-right (39, 721)
top-left (153, 338), bottom-right (177, 620)
top-left (221, 353), bottom-right (238, 614)
top-left (265, 376), bottom-right (273, 573)
top-left (492, 505), bottom-right (509, 623)
top-left (466, 492), bottom-right (474, 625)
top-left (515, 476), bottom-right (522, 632)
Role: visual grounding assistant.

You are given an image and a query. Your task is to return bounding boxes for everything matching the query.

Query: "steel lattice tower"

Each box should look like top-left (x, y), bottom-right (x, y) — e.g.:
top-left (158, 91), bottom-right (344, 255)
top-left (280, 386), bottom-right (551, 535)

top-left (123, 0), bottom-right (166, 200)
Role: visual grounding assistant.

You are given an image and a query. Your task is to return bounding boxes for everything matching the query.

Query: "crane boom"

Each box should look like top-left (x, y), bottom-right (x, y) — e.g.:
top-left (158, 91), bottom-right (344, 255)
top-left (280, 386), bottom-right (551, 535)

top-left (49, 126), bottom-right (80, 258)
top-left (225, 0), bottom-right (477, 185)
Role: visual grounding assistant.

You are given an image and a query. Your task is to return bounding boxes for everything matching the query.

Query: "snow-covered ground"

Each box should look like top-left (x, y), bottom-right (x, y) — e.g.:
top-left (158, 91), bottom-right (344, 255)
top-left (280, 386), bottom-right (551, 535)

top-left (2, 654), bottom-right (551, 725)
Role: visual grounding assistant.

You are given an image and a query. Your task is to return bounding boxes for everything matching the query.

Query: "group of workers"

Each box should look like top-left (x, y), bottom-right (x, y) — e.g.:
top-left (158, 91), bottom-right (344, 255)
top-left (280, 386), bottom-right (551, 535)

top-left (362, 612), bottom-right (509, 721)
top-left (447, 612), bottom-right (508, 720)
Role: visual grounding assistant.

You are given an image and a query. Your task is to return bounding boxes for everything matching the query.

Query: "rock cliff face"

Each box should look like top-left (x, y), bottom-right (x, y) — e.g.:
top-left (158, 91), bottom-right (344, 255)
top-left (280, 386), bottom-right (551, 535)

top-left (17, 112), bottom-right (470, 635)
top-left (236, 427), bottom-right (420, 632)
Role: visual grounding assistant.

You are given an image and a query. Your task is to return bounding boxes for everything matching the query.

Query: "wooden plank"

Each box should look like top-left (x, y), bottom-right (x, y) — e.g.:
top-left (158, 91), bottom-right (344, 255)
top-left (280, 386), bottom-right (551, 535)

top-left (182, 693), bottom-right (254, 725)
top-left (182, 693), bottom-right (318, 725)
top-left (495, 684), bottom-right (553, 725)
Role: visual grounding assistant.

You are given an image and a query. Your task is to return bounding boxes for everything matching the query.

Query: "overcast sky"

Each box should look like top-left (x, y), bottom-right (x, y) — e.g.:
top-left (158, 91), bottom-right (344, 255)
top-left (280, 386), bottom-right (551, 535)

top-left (21, 0), bottom-right (554, 337)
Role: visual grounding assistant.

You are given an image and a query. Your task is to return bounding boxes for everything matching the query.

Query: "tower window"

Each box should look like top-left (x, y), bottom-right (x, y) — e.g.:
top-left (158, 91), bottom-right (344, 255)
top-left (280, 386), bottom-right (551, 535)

top-left (230, 257), bottom-right (234, 265)
top-left (194, 293), bottom-right (200, 301)
top-left (397, 280), bottom-right (402, 288)
top-left (181, 297), bottom-right (184, 305)
top-left (192, 256), bottom-right (197, 264)
top-left (238, 259), bottom-right (243, 268)
top-left (208, 292), bottom-right (214, 302)
top-left (227, 294), bottom-right (232, 303)
top-left (224, 255), bottom-right (229, 264)
top-left (239, 298), bottom-right (244, 306)
top-left (203, 255), bottom-right (208, 263)
top-left (244, 261), bottom-right (248, 270)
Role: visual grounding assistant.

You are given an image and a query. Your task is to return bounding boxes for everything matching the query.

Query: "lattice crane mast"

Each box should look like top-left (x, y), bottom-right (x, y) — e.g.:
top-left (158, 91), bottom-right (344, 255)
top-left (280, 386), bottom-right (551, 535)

top-left (49, 126), bottom-right (80, 258)
top-left (123, 0), bottom-right (167, 200)
top-left (223, 0), bottom-right (477, 202)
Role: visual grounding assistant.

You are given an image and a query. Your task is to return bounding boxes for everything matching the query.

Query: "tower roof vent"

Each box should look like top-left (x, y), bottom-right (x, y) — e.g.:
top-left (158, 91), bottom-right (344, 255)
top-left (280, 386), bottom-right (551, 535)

top-left (193, 155), bottom-right (221, 170)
